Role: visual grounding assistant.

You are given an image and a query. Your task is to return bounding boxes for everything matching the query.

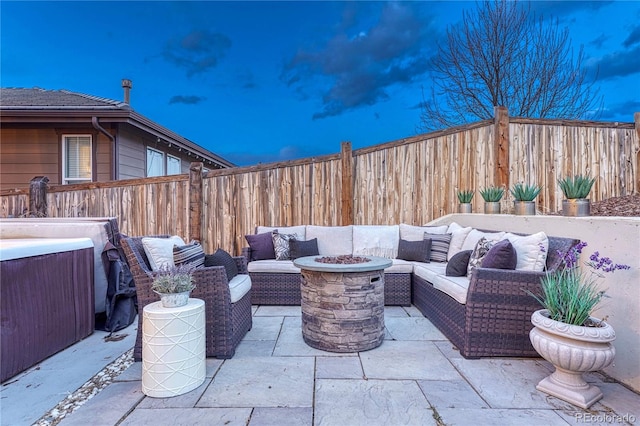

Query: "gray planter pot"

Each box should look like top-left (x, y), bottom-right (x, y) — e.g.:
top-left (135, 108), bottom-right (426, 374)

top-left (484, 201), bottom-right (501, 214)
top-left (458, 203), bottom-right (472, 213)
top-left (513, 201), bottom-right (536, 215)
top-left (562, 199), bottom-right (591, 217)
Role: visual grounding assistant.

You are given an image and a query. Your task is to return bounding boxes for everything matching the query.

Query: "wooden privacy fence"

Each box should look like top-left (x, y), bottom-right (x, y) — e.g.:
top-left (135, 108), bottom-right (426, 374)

top-left (2, 109), bottom-right (638, 255)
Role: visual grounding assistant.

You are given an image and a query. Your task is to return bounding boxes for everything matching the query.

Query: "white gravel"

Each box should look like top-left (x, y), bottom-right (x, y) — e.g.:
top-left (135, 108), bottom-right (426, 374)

top-left (33, 349), bottom-right (134, 426)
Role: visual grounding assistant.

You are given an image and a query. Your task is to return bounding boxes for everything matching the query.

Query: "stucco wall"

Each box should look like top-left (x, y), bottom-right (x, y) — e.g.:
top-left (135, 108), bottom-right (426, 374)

top-left (429, 213), bottom-right (640, 392)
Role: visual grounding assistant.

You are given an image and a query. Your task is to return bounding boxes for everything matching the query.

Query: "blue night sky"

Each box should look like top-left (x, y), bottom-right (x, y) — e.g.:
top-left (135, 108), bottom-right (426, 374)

top-left (2, 1), bottom-right (639, 166)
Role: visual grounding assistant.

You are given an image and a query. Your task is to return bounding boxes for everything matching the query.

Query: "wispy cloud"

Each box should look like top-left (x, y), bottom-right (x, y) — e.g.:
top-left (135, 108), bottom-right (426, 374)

top-left (169, 95), bottom-right (206, 105)
top-left (163, 29), bottom-right (231, 77)
top-left (282, 3), bottom-right (433, 119)
top-left (597, 99), bottom-right (640, 121)
top-left (589, 33), bottom-right (609, 49)
top-left (623, 24), bottom-right (640, 48)
top-left (587, 45), bottom-right (640, 80)
top-left (224, 144), bottom-right (332, 166)
top-left (528, 1), bottom-right (612, 22)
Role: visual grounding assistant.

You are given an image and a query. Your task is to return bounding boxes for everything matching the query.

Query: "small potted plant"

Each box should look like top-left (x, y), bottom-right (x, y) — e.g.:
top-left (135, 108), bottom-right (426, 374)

top-left (151, 264), bottom-right (196, 308)
top-left (528, 242), bottom-right (630, 408)
top-left (510, 183), bottom-right (541, 215)
top-left (558, 174), bottom-right (595, 217)
top-left (456, 189), bottom-right (474, 213)
top-left (479, 186), bottom-right (504, 214)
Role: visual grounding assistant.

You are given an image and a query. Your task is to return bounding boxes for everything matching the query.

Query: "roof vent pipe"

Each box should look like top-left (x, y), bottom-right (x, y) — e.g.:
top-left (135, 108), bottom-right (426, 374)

top-left (121, 79), bottom-right (132, 104)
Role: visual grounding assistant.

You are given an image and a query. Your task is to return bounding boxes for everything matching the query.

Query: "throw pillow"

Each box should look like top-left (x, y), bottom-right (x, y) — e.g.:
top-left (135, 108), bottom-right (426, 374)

top-left (272, 231), bottom-right (299, 260)
top-left (399, 224), bottom-right (447, 241)
top-left (467, 237), bottom-right (496, 275)
top-left (447, 225), bottom-right (473, 261)
top-left (424, 232), bottom-right (452, 263)
top-left (245, 231), bottom-right (276, 261)
top-left (396, 238), bottom-right (432, 263)
top-left (204, 248), bottom-right (239, 281)
top-left (445, 250), bottom-right (473, 277)
top-left (142, 235), bottom-right (186, 271)
top-left (481, 239), bottom-right (517, 270)
top-left (289, 238), bottom-right (320, 259)
top-left (173, 241), bottom-right (205, 268)
top-left (502, 231), bottom-right (549, 271)
top-left (461, 229), bottom-right (506, 252)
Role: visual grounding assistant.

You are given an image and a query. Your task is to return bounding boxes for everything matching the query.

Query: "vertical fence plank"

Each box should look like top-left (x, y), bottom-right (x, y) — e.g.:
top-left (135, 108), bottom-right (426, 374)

top-left (341, 142), bottom-right (353, 226)
top-left (189, 162), bottom-right (203, 242)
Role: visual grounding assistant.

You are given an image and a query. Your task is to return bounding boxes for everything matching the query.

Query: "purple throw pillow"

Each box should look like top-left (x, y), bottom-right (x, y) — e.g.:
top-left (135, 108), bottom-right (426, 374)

top-left (245, 232), bottom-right (276, 261)
top-left (481, 239), bottom-right (517, 270)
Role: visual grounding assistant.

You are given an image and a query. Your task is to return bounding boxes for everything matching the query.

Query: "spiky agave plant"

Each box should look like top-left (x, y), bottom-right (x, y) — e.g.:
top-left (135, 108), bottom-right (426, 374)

top-left (558, 175), bottom-right (595, 199)
top-left (479, 186), bottom-right (504, 202)
top-left (510, 183), bottom-right (541, 201)
top-left (457, 189), bottom-right (474, 203)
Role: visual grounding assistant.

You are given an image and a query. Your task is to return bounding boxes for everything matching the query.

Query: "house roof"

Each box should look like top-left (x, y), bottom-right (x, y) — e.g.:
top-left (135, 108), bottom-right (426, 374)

top-left (0, 87), bottom-right (234, 168)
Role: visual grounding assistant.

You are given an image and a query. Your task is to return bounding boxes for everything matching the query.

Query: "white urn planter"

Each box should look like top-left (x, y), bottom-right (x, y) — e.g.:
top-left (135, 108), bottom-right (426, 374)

top-left (529, 309), bottom-right (616, 409)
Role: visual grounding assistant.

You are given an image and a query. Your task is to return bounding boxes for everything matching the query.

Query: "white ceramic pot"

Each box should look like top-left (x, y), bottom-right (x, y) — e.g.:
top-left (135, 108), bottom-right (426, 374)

top-left (529, 309), bottom-right (616, 408)
top-left (156, 291), bottom-right (191, 308)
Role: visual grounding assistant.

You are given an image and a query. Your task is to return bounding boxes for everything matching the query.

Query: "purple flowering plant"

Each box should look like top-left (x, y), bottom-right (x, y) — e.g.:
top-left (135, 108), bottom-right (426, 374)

top-left (151, 264), bottom-right (196, 294)
top-left (530, 241), bottom-right (630, 327)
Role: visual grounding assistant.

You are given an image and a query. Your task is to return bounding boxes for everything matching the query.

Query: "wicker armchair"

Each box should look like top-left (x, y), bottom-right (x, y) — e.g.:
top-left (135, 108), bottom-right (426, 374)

top-left (121, 236), bottom-right (252, 361)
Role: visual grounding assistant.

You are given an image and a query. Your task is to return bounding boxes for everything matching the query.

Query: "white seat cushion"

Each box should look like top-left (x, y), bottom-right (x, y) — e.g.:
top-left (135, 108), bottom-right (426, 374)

top-left (247, 259), bottom-right (301, 273)
top-left (353, 225), bottom-right (399, 258)
top-left (433, 275), bottom-right (471, 304)
top-left (306, 225), bottom-right (353, 256)
top-left (413, 262), bottom-right (470, 304)
top-left (385, 258), bottom-right (414, 274)
top-left (228, 274), bottom-right (251, 303)
top-left (412, 262), bottom-right (447, 283)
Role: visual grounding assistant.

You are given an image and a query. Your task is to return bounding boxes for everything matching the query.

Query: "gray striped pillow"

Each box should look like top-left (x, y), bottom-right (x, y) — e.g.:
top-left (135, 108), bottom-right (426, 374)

top-left (173, 241), bottom-right (205, 268)
top-left (424, 232), bottom-right (452, 263)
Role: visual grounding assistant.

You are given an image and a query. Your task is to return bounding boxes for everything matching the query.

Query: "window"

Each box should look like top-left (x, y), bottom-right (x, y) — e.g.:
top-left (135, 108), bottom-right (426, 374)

top-left (167, 155), bottom-right (181, 175)
top-left (63, 135), bottom-right (92, 184)
top-left (146, 147), bottom-right (164, 177)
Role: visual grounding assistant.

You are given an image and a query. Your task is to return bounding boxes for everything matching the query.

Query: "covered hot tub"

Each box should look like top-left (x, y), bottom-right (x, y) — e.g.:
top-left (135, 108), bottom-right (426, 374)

top-left (1, 238), bottom-right (94, 382)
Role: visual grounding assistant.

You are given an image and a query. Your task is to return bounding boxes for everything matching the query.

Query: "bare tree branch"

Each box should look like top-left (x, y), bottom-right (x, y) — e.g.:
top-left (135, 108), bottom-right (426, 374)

top-left (419, 0), bottom-right (602, 132)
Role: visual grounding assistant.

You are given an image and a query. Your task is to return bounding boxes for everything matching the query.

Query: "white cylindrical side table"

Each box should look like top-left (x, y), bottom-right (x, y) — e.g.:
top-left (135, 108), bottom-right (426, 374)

top-left (142, 298), bottom-right (205, 398)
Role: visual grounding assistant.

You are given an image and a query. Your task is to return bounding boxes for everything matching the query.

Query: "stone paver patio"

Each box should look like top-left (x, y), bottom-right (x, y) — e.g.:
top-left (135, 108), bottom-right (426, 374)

top-left (2, 305), bottom-right (639, 426)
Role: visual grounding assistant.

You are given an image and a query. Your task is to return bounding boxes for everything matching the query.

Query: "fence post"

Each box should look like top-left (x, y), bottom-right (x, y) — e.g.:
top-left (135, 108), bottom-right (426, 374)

top-left (635, 112), bottom-right (640, 194)
top-left (341, 141), bottom-right (353, 226)
top-left (189, 162), bottom-right (203, 242)
top-left (29, 176), bottom-right (49, 217)
top-left (494, 106), bottom-right (510, 189)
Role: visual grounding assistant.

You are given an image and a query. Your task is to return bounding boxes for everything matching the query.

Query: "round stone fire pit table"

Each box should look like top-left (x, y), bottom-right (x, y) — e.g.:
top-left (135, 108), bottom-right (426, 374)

top-left (293, 255), bottom-right (392, 353)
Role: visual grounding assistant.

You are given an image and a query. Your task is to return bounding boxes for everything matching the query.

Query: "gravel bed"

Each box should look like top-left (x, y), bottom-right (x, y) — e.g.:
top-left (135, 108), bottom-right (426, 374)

top-left (34, 349), bottom-right (134, 426)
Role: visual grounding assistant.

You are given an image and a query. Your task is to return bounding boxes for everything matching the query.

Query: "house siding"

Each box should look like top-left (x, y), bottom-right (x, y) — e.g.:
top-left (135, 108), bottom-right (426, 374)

top-left (1, 128), bottom-right (60, 191)
top-left (117, 127), bottom-right (146, 179)
top-left (0, 127), bottom-right (113, 191)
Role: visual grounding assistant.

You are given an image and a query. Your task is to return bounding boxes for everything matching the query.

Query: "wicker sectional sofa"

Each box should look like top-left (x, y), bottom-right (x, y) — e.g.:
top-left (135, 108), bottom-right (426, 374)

top-left (242, 223), bottom-right (579, 358)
